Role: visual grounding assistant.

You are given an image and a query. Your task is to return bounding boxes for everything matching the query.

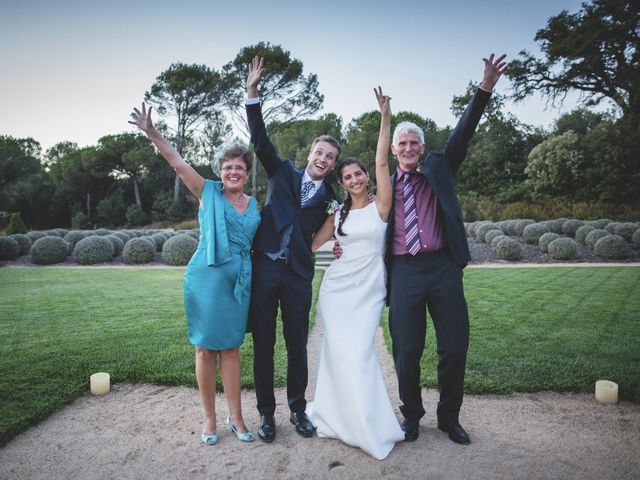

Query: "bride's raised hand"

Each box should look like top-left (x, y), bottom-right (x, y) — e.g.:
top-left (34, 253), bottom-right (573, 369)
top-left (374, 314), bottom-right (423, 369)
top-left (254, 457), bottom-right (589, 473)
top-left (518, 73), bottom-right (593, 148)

top-left (374, 86), bottom-right (391, 117)
top-left (128, 102), bottom-right (154, 135)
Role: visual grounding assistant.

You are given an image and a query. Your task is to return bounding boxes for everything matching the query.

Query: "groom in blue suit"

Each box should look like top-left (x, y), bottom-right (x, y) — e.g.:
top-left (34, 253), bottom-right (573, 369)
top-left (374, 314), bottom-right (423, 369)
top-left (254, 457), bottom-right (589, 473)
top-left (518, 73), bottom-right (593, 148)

top-left (386, 53), bottom-right (508, 445)
top-left (245, 56), bottom-right (339, 442)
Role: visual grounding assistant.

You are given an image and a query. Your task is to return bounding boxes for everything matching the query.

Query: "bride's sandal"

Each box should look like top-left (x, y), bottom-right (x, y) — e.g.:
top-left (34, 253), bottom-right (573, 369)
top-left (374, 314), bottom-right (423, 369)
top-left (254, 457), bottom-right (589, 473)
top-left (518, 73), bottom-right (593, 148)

top-left (226, 417), bottom-right (255, 442)
top-left (201, 431), bottom-right (218, 445)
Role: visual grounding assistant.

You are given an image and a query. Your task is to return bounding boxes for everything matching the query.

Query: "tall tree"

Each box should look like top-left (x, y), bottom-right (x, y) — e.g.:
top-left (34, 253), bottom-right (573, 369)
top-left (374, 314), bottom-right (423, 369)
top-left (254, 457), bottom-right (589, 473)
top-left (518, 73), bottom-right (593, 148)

top-left (508, 0), bottom-right (640, 129)
top-left (145, 63), bottom-right (222, 202)
top-left (220, 42), bottom-right (324, 195)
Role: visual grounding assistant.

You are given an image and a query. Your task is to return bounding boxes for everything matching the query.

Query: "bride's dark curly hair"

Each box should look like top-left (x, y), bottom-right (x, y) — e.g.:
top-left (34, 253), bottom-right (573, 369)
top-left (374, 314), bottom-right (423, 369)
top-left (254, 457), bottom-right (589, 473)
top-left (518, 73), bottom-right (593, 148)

top-left (336, 157), bottom-right (369, 237)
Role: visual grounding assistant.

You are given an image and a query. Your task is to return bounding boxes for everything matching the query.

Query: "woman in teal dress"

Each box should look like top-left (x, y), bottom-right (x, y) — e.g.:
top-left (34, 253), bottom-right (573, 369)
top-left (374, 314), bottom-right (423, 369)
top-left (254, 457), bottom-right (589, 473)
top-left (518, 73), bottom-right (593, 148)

top-left (129, 103), bottom-right (260, 446)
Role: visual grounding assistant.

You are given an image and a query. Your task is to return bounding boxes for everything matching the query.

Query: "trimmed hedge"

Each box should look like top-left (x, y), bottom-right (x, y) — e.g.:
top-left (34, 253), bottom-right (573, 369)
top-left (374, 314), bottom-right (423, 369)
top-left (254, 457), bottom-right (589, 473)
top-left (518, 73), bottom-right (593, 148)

top-left (590, 219), bottom-right (613, 229)
top-left (484, 229), bottom-right (505, 246)
top-left (475, 223), bottom-right (499, 242)
top-left (63, 231), bottom-right (87, 250)
top-left (0, 236), bottom-right (20, 260)
top-left (489, 233), bottom-right (508, 250)
top-left (74, 236), bottom-right (115, 265)
top-left (522, 223), bottom-right (550, 244)
top-left (123, 237), bottom-right (155, 264)
top-left (26, 231), bottom-right (48, 243)
top-left (594, 235), bottom-right (632, 259)
top-left (604, 222), bottom-right (621, 234)
top-left (496, 237), bottom-right (523, 261)
top-left (514, 219), bottom-right (536, 236)
top-left (538, 233), bottom-right (560, 253)
top-left (104, 234), bottom-right (125, 257)
top-left (614, 222), bottom-right (638, 242)
top-left (150, 233), bottom-right (168, 252)
top-left (30, 236), bottom-right (69, 265)
top-left (561, 219), bottom-right (585, 237)
top-left (585, 229), bottom-right (610, 248)
top-left (632, 229), bottom-right (640, 248)
top-left (9, 234), bottom-right (32, 256)
top-left (547, 238), bottom-right (579, 260)
top-left (575, 225), bottom-right (595, 245)
top-left (548, 218), bottom-right (568, 234)
top-left (162, 234), bottom-right (198, 266)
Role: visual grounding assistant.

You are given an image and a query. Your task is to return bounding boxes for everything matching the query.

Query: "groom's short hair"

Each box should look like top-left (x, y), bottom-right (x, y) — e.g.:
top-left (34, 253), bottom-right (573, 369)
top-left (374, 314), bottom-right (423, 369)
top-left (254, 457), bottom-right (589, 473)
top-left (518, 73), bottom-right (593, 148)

top-left (311, 135), bottom-right (341, 160)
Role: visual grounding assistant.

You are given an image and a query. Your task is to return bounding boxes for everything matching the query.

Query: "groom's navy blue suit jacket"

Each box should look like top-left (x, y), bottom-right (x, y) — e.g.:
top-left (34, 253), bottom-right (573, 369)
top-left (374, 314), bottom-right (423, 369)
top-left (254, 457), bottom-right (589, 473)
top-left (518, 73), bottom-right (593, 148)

top-left (247, 102), bottom-right (337, 282)
top-left (385, 88), bottom-right (491, 277)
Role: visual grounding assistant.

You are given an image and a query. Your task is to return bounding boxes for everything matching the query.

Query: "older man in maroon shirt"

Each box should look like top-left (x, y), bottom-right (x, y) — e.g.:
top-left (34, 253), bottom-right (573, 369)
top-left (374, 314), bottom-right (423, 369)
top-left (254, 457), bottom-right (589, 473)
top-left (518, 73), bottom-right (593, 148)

top-left (386, 53), bottom-right (507, 445)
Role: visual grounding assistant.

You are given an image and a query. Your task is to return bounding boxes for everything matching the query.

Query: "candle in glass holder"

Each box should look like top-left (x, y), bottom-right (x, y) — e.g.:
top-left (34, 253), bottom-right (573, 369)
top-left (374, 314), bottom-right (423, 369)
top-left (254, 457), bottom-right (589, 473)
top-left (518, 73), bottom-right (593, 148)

top-left (90, 372), bottom-right (110, 395)
top-left (595, 380), bottom-right (618, 404)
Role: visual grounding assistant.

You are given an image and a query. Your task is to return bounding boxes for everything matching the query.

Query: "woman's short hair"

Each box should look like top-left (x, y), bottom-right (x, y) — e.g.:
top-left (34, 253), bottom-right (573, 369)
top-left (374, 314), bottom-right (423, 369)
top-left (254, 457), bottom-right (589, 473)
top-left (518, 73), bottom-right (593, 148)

top-left (217, 144), bottom-right (253, 171)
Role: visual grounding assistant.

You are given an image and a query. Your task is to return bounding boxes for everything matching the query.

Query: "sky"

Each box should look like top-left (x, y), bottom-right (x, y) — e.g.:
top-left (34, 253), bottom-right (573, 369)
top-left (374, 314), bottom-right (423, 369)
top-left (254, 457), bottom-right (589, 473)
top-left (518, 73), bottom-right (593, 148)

top-left (0, 0), bottom-right (593, 153)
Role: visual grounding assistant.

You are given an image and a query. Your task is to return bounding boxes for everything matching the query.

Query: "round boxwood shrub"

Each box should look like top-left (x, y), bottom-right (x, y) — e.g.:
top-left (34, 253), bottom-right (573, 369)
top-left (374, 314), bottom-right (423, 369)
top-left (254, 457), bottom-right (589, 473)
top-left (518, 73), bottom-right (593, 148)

top-left (63, 231), bottom-right (87, 250)
top-left (514, 219), bottom-right (536, 236)
top-left (548, 218), bottom-right (568, 234)
top-left (162, 234), bottom-right (198, 266)
top-left (150, 233), bottom-right (168, 252)
top-left (93, 228), bottom-right (112, 236)
top-left (104, 234), bottom-right (125, 256)
top-left (574, 225), bottom-right (595, 245)
top-left (547, 238), bottom-right (579, 260)
top-left (484, 229), bottom-right (505, 246)
top-left (26, 231), bottom-right (48, 243)
top-left (10, 233), bottom-right (32, 256)
top-left (604, 222), bottom-right (620, 234)
top-left (0, 236), bottom-right (20, 260)
top-left (74, 236), bottom-right (115, 265)
top-left (538, 232), bottom-right (560, 253)
top-left (123, 237), bottom-right (155, 264)
top-left (585, 229), bottom-right (610, 248)
top-left (113, 231), bottom-right (131, 243)
top-left (54, 228), bottom-right (69, 237)
top-left (594, 235), bottom-right (631, 259)
top-left (495, 237), bottom-right (522, 261)
top-left (43, 229), bottom-right (62, 237)
top-left (631, 229), bottom-right (640, 248)
top-left (31, 236), bottom-right (69, 265)
top-left (591, 218), bottom-right (613, 230)
top-left (490, 233), bottom-right (508, 250)
top-left (475, 223), bottom-right (499, 242)
top-left (503, 219), bottom-right (520, 235)
top-left (522, 223), bottom-right (550, 244)
top-left (467, 221), bottom-right (485, 238)
top-left (613, 222), bottom-right (638, 242)
top-left (561, 219), bottom-right (585, 237)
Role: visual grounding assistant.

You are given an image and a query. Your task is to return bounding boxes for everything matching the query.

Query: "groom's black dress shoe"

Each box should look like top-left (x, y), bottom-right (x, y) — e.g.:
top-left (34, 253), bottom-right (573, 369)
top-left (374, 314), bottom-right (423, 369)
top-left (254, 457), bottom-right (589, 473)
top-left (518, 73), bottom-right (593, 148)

top-left (401, 418), bottom-right (419, 442)
top-left (290, 411), bottom-right (315, 438)
top-left (437, 421), bottom-right (470, 445)
top-left (258, 414), bottom-right (276, 443)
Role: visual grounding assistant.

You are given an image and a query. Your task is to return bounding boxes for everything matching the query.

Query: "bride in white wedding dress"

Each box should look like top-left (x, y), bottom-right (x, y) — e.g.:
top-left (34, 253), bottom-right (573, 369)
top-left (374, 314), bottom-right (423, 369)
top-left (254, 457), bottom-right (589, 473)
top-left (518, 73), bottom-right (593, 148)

top-left (306, 88), bottom-right (404, 460)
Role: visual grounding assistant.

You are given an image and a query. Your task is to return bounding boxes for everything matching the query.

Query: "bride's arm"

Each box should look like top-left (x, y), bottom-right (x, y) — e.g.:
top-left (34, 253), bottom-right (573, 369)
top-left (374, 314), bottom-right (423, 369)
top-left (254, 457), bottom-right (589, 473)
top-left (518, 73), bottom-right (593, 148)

top-left (311, 214), bottom-right (336, 252)
top-left (373, 87), bottom-right (392, 221)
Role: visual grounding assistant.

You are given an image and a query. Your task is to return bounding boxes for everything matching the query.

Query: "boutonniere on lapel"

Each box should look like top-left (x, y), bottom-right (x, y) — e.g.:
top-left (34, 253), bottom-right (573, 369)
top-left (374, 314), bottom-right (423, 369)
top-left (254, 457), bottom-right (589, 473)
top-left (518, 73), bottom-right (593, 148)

top-left (325, 199), bottom-right (340, 215)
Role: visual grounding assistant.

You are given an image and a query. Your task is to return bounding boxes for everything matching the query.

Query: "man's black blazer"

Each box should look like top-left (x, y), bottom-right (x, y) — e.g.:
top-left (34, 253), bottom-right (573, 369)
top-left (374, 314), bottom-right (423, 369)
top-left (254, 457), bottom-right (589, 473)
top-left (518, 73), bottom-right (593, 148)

top-left (247, 102), bottom-right (337, 281)
top-left (385, 88), bottom-right (491, 271)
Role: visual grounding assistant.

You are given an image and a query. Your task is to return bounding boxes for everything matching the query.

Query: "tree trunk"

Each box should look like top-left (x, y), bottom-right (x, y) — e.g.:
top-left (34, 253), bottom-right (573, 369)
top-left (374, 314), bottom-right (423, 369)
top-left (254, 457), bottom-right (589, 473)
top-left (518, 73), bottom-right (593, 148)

top-left (86, 192), bottom-right (91, 219)
top-left (133, 177), bottom-right (142, 208)
top-left (173, 174), bottom-right (181, 202)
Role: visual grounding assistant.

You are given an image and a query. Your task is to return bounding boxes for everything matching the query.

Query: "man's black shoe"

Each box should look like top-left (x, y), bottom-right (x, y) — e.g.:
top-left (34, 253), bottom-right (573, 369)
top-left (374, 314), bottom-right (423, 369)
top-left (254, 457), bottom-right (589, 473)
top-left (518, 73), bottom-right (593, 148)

top-left (401, 418), bottom-right (419, 442)
top-left (437, 421), bottom-right (470, 445)
top-left (258, 414), bottom-right (276, 443)
top-left (290, 411), bottom-right (315, 437)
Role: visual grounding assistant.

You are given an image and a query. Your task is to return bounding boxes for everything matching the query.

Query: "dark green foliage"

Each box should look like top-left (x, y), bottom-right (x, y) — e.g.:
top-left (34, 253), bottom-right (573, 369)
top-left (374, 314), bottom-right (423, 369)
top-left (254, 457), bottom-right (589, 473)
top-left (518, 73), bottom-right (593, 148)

top-left (575, 225), bottom-right (595, 245)
top-left (9, 234), bottom-right (31, 256)
top-left (125, 205), bottom-right (149, 227)
top-left (150, 233), bottom-right (168, 252)
top-left (6, 213), bottom-right (27, 235)
top-left (63, 231), bottom-right (87, 249)
top-left (122, 237), bottom-right (155, 264)
top-left (547, 238), bottom-right (579, 260)
top-left (26, 231), bottom-right (47, 243)
top-left (585, 229), bottom-right (610, 248)
top-left (605, 222), bottom-right (621, 234)
top-left (594, 235), bottom-right (632, 259)
top-left (522, 223), bottom-right (550, 244)
top-left (93, 228), bottom-right (111, 236)
top-left (561, 219), bottom-right (585, 237)
top-left (162, 234), bottom-right (198, 266)
top-left (514, 219), bottom-right (536, 236)
top-left (104, 234), bottom-right (125, 257)
top-left (74, 236), bottom-right (114, 265)
top-left (30, 236), bottom-right (69, 265)
top-left (632, 229), bottom-right (640, 248)
top-left (112, 231), bottom-right (131, 243)
top-left (614, 222), bottom-right (638, 242)
top-left (43, 230), bottom-right (61, 237)
top-left (71, 211), bottom-right (90, 230)
top-left (0, 236), bottom-right (20, 260)
top-left (538, 233), bottom-right (560, 252)
top-left (496, 237), bottom-right (523, 260)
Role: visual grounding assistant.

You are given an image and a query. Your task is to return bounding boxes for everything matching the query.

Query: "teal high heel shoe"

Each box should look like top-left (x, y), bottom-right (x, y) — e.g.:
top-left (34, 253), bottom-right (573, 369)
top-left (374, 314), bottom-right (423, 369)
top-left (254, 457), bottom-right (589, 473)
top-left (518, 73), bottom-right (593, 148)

top-left (201, 431), bottom-right (218, 445)
top-left (226, 417), bottom-right (255, 442)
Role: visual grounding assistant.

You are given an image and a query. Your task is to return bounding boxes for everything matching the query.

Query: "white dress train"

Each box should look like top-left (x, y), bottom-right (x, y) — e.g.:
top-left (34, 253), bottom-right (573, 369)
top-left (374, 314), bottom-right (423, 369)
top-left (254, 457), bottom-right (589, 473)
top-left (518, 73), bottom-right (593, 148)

top-left (307, 202), bottom-right (404, 460)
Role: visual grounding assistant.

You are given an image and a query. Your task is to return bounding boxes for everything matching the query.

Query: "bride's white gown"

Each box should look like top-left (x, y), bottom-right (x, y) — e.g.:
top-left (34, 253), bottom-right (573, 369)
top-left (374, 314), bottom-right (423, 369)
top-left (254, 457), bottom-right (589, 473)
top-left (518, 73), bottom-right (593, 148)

top-left (307, 201), bottom-right (404, 460)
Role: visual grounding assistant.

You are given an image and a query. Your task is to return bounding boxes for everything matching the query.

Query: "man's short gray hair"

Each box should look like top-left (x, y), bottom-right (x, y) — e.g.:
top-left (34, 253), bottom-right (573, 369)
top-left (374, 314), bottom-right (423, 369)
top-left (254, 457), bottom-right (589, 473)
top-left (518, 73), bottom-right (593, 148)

top-left (392, 121), bottom-right (425, 146)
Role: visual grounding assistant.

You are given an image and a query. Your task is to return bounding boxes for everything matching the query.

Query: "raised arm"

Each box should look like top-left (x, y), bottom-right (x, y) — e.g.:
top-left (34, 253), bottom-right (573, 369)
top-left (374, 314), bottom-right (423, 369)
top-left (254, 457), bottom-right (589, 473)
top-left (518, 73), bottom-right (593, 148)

top-left (246, 56), bottom-right (282, 177)
top-left (373, 87), bottom-right (392, 221)
top-left (444, 53), bottom-right (508, 174)
top-left (128, 102), bottom-right (204, 198)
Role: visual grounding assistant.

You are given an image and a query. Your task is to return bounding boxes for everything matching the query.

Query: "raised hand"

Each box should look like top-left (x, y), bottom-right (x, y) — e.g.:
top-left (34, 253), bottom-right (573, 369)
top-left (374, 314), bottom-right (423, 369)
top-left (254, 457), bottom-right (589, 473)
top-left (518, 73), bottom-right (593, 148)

top-left (374, 86), bottom-right (391, 117)
top-left (480, 53), bottom-right (508, 92)
top-left (247, 56), bottom-right (264, 98)
top-left (128, 102), bottom-right (154, 135)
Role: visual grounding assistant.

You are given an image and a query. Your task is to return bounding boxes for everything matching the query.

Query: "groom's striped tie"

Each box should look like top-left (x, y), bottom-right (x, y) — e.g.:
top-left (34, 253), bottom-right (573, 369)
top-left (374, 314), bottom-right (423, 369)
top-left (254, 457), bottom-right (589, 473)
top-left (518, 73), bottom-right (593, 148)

top-left (300, 180), bottom-right (315, 206)
top-left (403, 172), bottom-right (420, 255)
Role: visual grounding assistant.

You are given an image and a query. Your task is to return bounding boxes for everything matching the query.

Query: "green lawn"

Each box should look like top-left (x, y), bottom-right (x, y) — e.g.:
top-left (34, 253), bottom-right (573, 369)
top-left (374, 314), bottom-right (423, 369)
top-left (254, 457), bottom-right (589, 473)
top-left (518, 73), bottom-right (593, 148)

top-left (1, 266), bottom-right (639, 447)
top-left (382, 267), bottom-right (640, 401)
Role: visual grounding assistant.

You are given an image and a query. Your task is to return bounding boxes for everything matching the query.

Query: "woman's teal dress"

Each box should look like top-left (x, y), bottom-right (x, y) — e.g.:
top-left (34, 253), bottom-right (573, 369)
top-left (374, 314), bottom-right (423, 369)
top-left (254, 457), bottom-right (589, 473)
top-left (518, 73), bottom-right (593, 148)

top-left (184, 180), bottom-right (260, 350)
